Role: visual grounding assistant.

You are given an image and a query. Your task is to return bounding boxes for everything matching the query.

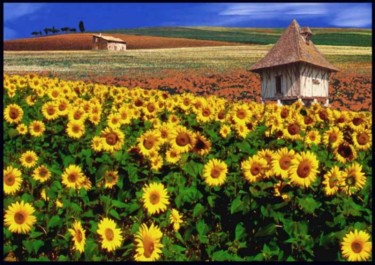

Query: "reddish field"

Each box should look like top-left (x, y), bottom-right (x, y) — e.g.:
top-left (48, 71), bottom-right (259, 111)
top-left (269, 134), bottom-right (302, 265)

top-left (29, 68), bottom-right (371, 112)
top-left (3, 33), bottom-right (244, 50)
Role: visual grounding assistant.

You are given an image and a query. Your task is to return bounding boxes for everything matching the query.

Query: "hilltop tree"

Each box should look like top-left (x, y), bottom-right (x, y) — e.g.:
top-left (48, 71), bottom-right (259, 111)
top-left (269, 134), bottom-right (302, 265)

top-left (79, 20), bottom-right (85, 33)
top-left (31, 31), bottom-right (39, 36)
top-left (44, 27), bottom-right (51, 35)
top-left (61, 27), bottom-right (70, 33)
top-left (70, 28), bottom-right (77, 32)
top-left (39, 31), bottom-right (42, 36)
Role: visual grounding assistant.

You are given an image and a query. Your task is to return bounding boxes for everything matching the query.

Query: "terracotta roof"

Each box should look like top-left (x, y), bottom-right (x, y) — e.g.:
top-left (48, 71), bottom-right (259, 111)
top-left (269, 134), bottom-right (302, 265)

top-left (93, 34), bottom-right (126, 43)
top-left (250, 19), bottom-right (338, 72)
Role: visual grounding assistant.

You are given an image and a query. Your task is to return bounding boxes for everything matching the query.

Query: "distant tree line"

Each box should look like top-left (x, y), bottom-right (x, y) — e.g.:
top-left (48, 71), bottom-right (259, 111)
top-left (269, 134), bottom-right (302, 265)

top-left (31, 21), bottom-right (85, 37)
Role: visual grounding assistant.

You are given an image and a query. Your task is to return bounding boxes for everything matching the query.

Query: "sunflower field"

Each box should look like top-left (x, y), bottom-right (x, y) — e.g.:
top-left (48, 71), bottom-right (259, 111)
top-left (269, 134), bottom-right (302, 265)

top-left (3, 73), bottom-right (372, 261)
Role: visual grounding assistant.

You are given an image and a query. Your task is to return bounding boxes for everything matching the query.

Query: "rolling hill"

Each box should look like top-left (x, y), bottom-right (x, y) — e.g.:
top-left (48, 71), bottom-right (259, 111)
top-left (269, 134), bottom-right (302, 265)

top-left (104, 26), bottom-right (372, 47)
top-left (3, 33), bottom-right (245, 51)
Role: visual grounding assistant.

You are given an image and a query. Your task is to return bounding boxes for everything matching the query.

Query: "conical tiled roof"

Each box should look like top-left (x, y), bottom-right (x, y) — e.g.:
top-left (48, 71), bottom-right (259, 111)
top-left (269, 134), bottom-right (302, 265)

top-left (250, 19), bottom-right (338, 72)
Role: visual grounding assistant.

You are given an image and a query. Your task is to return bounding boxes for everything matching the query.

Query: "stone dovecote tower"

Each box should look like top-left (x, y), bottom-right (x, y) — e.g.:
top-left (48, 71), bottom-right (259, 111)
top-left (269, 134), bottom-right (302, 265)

top-left (250, 19), bottom-right (338, 106)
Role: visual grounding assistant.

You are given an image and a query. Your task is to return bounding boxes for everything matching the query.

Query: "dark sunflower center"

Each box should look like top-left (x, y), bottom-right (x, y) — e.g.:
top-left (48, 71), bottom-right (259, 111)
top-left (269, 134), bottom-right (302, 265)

top-left (351, 241), bottom-right (363, 253)
top-left (143, 138), bottom-right (155, 150)
top-left (304, 116), bottom-right (313, 125)
top-left (150, 192), bottom-right (160, 205)
top-left (39, 167), bottom-right (48, 178)
top-left (329, 133), bottom-right (338, 143)
top-left (194, 138), bottom-right (206, 150)
top-left (5, 174), bottom-right (15, 186)
top-left (319, 110), bottom-right (328, 121)
top-left (105, 133), bottom-right (118, 145)
top-left (202, 108), bottom-right (211, 117)
top-left (236, 109), bottom-right (246, 119)
top-left (281, 109), bottom-right (289, 119)
top-left (288, 124), bottom-right (300, 135)
top-left (59, 103), bottom-right (67, 111)
top-left (279, 156), bottom-right (291, 170)
top-left (76, 229), bottom-right (83, 243)
top-left (309, 134), bottom-right (316, 141)
top-left (14, 212), bottom-right (25, 224)
top-left (251, 164), bottom-right (261, 176)
top-left (183, 98), bottom-right (190, 106)
top-left (352, 117), bottom-right (363, 126)
top-left (105, 173), bottom-right (116, 184)
top-left (68, 173), bottom-right (78, 183)
top-left (47, 106), bottom-right (55, 115)
top-left (74, 112), bottom-right (82, 120)
top-left (105, 228), bottom-right (114, 241)
top-left (143, 238), bottom-right (155, 258)
top-left (160, 130), bottom-right (168, 138)
top-left (345, 175), bottom-right (356, 186)
top-left (338, 144), bottom-right (353, 159)
top-left (33, 124), bottom-right (41, 132)
top-left (25, 156), bottom-right (34, 163)
top-left (176, 133), bottom-right (190, 147)
top-left (9, 108), bottom-right (19, 119)
top-left (336, 117), bottom-right (345, 123)
top-left (297, 160), bottom-right (311, 179)
top-left (72, 125), bottom-right (81, 133)
top-left (135, 99), bottom-right (143, 107)
top-left (329, 179), bottom-right (337, 188)
top-left (218, 111), bottom-right (225, 120)
top-left (147, 104), bottom-right (155, 112)
top-left (357, 133), bottom-right (369, 145)
top-left (211, 167), bottom-right (221, 179)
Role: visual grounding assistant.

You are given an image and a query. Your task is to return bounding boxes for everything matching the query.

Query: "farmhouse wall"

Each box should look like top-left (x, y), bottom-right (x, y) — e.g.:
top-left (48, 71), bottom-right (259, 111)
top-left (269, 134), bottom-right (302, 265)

top-left (107, 42), bottom-right (127, 51)
top-left (92, 36), bottom-right (108, 50)
top-left (260, 64), bottom-right (300, 99)
top-left (299, 63), bottom-right (329, 98)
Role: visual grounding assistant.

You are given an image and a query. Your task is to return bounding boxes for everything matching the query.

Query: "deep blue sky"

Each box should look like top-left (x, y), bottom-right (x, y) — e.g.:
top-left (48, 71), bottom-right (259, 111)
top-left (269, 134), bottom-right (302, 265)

top-left (4, 2), bottom-right (373, 40)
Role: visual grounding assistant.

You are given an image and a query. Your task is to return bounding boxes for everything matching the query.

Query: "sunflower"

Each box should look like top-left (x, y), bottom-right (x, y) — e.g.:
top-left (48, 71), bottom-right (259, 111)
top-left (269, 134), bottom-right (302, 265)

top-left (168, 126), bottom-right (196, 153)
top-left (91, 136), bottom-right (103, 152)
top-left (288, 151), bottom-right (319, 188)
top-left (4, 166), bottom-right (23, 195)
top-left (241, 155), bottom-right (267, 183)
top-left (202, 159), bottom-right (228, 187)
top-left (323, 127), bottom-right (344, 149)
top-left (97, 217), bottom-right (123, 252)
top-left (20, 150), bottom-right (38, 168)
top-left (56, 98), bottom-right (70, 116)
top-left (219, 124), bottom-right (231, 138)
top-left (322, 166), bottom-right (343, 196)
top-left (4, 201), bottom-right (37, 234)
top-left (348, 114), bottom-right (367, 132)
top-left (25, 95), bottom-right (37, 106)
top-left (68, 107), bottom-right (88, 123)
top-left (100, 127), bottom-right (125, 153)
top-left (165, 148), bottom-right (182, 164)
top-left (283, 119), bottom-right (303, 141)
top-left (333, 109), bottom-right (348, 128)
top-left (41, 101), bottom-right (59, 121)
top-left (29, 120), bottom-right (46, 137)
top-left (137, 130), bottom-right (161, 157)
top-left (234, 122), bottom-right (250, 139)
top-left (107, 113), bottom-right (122, 128)
top-left (305, 129), bottom-right (321, 146)
top-left (334, 142), bottom-right (357, 164)
top-left (196, 104), bottom-right (215, 123)
top-left (352, 129), bottom-right (372, 151)
top-left (231, 104), bottom-right (251, 124)
top-left (16, 123), bottom-right (28, 135)
top-left (341, 229), bottom-right (372, 261)
top-left (4, 104), bottom-right (24, 124)
top-left (134, 223), bottom-right (163, 261)
top-left (169, 209), bottom-right (183, 232)
top-left (32, 165), bottom-right (51, 183)
top-left (61, 164), bottom-right (85, 189)
top-left (103, 170), bottom-right (119, 188)
top-left (150, 155), bottom-right (163, 171)
top-left (66, 120), bottom-right (85, 139)
top-left (192, 133), bottom-right (212, 156)
top-left (68, 220), bottom-right (86, 254)
top-left (118, 105), bottom-right (132, 125)
top-left (142, 182), bottom-right (170, 215)
top-left (272, 148), bottom-right (295, 179)
top-left (340, 162), bottom-right (366, 195)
